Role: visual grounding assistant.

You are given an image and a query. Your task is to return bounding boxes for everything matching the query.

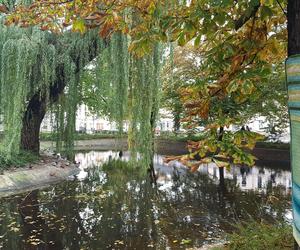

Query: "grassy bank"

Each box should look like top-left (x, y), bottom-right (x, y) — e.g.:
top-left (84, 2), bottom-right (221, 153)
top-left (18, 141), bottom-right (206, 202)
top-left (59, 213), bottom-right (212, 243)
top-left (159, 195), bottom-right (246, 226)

top-left (39, 132), bottom-right (290, 150)
top-left (40, 131), bottom-right (207, 142)
top-left (212, 221), bottom-right (293, 250)
top-left (40, 131), bottom-right (126, 141)
top-left (0, 151), bottom-right (39, 170)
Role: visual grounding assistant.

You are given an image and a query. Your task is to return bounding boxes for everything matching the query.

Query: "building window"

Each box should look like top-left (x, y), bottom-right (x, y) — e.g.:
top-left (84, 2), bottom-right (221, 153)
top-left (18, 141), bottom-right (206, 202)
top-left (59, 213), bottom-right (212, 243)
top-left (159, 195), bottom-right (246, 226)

top-left (96, 123), bottom-right (104, 130)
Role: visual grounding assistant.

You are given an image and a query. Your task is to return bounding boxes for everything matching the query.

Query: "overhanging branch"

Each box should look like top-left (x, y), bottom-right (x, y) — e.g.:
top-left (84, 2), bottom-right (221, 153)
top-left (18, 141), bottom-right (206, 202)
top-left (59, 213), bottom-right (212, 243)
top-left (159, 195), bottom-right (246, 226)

top-left (234, 3), bottom-right (261, 31)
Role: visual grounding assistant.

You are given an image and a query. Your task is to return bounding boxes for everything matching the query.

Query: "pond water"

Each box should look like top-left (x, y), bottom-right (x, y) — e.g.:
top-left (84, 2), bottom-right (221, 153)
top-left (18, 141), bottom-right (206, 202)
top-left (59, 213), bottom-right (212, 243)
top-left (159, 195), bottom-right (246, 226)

top-left (0, 151), bottom-right (292, 249)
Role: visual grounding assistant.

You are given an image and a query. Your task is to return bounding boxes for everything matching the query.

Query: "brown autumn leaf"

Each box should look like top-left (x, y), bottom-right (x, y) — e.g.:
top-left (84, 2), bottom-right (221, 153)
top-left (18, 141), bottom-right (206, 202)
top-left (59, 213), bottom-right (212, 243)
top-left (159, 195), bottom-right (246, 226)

top-left (190, 164), bottom-right (199, 172)
top-left (0, 4), bottom-right (8, 14)
top-left (40, 25), bottom-right (48, 31)
top-left (62, 22), bottom-right (70, 27)
top-left (163, 155), bottom-right (181, 163)
top-left (99, 22), bottom-right (113, 38)
top-left (85, 13), bottom-right (105, 21)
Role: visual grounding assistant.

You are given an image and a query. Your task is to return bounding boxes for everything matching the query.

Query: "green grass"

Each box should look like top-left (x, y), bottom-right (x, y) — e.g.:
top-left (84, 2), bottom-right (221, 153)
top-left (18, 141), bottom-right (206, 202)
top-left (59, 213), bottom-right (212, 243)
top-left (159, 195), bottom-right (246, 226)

top-left (40, 131), bottom-right (205, 142)
top-left (39, 132), bottom-right (290, 151)
top-left (40, 131), bottom-right (126, 141)
top-left (0, 128), bottom-right (292, 150)
top-left (219, 221), bottom-right (293, 250)
top-left (0, 151), bottom-right (39, 170)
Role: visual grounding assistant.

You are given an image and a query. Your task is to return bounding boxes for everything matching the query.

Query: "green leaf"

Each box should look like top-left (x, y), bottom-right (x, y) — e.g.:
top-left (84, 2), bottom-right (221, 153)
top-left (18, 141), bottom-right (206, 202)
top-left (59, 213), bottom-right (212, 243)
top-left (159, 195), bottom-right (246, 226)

top-left (148, 2), bottom-right (156, 15)
top-left (261, 0), bottom-right (274, 6)
top-left (221, 0), bottom-right (233, 7)
top-left (72, 19), bottom-right (86, 33)
top-left (213, 158), bottom-right (230, 168)
top-left (241, 81), bottom-right (255, 95)
top-left (215, 13), bottom-right (226, 26)
top-left (250, 0), bottom-right (260, 7)
top-left (184, 21), bottom-right (195, 32)
top-left (226, 81), bottom-right (239, 93)
top-left (194, 35), bottom-right (201, 47)
top-left (261, 6), bottom-right (273, 20)
top-left (180, 239), bottom-right (192, 245)
top-left (178, 33), bottom-right (187, 46)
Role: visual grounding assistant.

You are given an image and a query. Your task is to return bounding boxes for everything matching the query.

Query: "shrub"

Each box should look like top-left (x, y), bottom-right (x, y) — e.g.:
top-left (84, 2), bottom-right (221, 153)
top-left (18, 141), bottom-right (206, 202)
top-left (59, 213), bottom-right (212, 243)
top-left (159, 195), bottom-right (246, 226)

top-left (224, 221), bottom-right (293, 250)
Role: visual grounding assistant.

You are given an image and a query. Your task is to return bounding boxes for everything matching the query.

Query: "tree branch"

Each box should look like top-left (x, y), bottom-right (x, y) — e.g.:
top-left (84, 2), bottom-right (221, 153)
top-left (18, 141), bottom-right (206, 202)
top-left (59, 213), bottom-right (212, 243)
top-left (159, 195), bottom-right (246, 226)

top-left (276, 0), bottom-right (287, 17)
top-left (234, 3), bottom-right (261, 31)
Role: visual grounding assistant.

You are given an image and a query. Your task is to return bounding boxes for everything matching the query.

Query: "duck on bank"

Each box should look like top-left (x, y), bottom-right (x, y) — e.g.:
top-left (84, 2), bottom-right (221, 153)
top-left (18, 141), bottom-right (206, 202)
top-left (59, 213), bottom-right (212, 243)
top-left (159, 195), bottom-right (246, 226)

top-left (0, 152), bottom-right (80, 196)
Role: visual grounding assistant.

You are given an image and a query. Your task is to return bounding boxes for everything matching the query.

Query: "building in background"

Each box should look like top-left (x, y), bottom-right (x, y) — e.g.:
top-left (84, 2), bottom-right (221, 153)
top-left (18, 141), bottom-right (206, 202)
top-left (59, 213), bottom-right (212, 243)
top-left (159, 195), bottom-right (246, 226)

top-left (229, 115), bottom-right (290, 143)
top-left (40, 105), bottom-right (289, 142)
top-left (41, 105), bottom-right (175, 134)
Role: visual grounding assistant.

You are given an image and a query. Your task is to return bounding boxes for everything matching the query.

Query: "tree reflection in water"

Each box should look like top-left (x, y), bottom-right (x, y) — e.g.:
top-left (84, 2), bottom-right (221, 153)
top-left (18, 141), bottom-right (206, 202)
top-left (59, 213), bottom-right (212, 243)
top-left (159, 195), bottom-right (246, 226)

top-left (0, 151), bottom-right (292, 249)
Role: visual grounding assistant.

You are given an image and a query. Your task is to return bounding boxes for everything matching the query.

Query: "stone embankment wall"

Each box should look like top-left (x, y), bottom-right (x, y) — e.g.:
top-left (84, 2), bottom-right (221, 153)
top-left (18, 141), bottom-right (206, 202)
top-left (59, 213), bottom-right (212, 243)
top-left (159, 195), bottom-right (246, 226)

top-left (0, 156), bottom-right (80, 197)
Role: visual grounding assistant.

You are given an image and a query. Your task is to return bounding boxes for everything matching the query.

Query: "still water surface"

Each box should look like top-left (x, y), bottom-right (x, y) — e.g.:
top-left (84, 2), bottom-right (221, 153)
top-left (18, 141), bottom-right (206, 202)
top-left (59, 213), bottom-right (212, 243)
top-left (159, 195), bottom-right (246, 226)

top-left (0, 151), bottom-right (292, 249)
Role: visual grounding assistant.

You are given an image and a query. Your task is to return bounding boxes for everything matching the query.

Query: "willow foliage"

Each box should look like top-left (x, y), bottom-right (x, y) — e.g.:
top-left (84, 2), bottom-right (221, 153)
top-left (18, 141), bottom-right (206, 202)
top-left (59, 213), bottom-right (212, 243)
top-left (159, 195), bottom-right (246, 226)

top-left (54, 31), bottom-right (101, 157)
top-left (0, 10), bottom-right (101, 161)
top-left (0, 0), bottom-right (163, 167)
top-left (110, 32), bottom-right (129, 132)
top-left (128, 43), bottom-right (162, 166)
top-left (82, 35), bottom-right (162, 166)
top-left (0, 25), bottom-right (56, 158)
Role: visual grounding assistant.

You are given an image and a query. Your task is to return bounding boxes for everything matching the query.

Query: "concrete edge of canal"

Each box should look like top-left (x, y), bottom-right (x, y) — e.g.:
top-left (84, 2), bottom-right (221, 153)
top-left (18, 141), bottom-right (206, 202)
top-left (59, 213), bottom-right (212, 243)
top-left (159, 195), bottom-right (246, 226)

top-left (0, 156), bottom-right (80, 197)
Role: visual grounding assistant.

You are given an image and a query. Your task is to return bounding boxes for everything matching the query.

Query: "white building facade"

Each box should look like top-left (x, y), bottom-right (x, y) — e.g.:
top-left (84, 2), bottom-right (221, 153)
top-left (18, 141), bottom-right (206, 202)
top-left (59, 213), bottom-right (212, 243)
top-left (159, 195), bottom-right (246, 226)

top-left (40, 105), bottom-right (290, 143)
top-left (41, 105), bottom-right (175, 134)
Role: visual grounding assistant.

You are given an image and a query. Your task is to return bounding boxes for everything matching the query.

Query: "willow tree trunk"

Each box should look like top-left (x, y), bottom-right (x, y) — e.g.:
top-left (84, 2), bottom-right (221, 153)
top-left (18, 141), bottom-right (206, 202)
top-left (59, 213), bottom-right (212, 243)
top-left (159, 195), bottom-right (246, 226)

top-left (18, 35), bottom-right (101, 156)
top-left (287, 1), bottom-right (300, 249)
top-left (19, 67), bottom-right (65, 155)
top-left (20, 93), bottom-right (47, 154)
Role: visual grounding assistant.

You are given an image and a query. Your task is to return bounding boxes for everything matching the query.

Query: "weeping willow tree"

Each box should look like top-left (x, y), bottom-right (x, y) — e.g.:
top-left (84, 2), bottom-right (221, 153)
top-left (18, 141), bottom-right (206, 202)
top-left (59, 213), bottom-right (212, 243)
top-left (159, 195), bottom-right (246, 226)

top-left (91, 11), bottom-right (163, 166)
top-left (0, 0), bottom-right (162, 168)
top-left (0, 3), bottom-right (101, 162)
top-left (109, 33), bottom-right (129, 132)
top-left (56, 32), bottom-right (100, 159)
top-left (60, 17), bottom-right (162, 168)
top-left (0, 26), bottom-right (56, 159)
top-left (97, 35), bottom-right (162, 166)
top-left (128, 44), bottom-right (162, 166)
top-left (81, 32), bottom-right (162, 167)
top-left (79, 33), bottom-right (128, 125)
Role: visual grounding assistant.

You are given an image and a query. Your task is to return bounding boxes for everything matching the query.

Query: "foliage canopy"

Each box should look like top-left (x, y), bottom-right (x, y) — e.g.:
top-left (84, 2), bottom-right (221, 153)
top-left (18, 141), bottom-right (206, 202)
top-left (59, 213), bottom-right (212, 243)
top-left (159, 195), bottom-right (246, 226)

top-left (0, 0), bottom-right (289, 168)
